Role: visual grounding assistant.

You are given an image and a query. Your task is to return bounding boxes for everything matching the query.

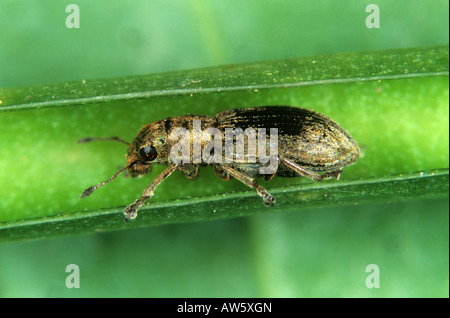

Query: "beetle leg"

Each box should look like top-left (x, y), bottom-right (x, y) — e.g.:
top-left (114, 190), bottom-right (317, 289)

top-left (279, 157), bottom-right (341, 181)
top-left (179, 163), bottom-right (199, 180)
top-left (213, 165), bottom-right (231, 181)
top-left (123, 163), bottom-right (180, 221)
top-left (319, 170), bottom-right (342, 180)
top-left (220, 164), bottom-right (275, 206)
top-left (263, 171), bottom-right (277, 182)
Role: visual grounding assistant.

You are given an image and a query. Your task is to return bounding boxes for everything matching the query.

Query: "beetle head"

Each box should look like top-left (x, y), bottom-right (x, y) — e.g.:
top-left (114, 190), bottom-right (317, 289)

top-left (126, 121), bottom-right (170, 177)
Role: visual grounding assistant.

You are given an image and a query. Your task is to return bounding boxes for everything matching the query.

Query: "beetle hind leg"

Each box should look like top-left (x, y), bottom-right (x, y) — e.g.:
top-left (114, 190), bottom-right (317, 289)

top-left (219, 164), bottom-right (275, 206)
top-left (279, 157), bottom-right (342, 182)
top-left (319, 170), bottom-right (342, 180)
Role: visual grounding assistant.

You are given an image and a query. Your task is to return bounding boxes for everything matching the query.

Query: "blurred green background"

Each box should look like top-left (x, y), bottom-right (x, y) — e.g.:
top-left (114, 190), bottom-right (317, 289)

top-left (0, 0), bottom-right (448, 297)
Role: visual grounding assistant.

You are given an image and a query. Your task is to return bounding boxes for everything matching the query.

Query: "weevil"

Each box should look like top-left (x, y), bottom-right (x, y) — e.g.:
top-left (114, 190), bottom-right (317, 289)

top-left (80, 106), bottom-right (360, 221)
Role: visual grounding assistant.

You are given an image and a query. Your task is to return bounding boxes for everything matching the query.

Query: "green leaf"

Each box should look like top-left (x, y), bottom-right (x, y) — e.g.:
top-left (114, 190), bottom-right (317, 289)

top-left (1, 169), bottom-right (447, 242)
top-left (1, 46), bottom-right (448, 112)
top-left (0, 45), bottom-right (448, 241)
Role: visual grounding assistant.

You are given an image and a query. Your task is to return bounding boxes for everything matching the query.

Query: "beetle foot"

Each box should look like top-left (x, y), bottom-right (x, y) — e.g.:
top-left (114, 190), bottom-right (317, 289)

top-left (123, 201), bottom-right (140, 222)
top-left (261, 191), bottom-right (275, 207)
top-left (320, 170), bottom-right (342, 180)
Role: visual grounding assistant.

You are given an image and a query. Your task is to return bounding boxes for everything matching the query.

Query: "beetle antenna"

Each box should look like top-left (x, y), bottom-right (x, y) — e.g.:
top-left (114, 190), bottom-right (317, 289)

top-left (78, 136), bottom-right (130, 146)
top-left (81, 165), bottom-right (129, 198)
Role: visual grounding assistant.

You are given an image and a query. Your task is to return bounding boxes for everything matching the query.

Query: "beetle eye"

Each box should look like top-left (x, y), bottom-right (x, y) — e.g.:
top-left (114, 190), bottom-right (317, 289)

top-left (139, 145), bottom-right (158, 162)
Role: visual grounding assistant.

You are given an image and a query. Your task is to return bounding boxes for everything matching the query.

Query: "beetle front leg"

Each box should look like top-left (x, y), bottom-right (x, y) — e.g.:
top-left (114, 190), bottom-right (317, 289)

top-left (280, 157), bottom-right (342, 181)
top-left (219, 164), bottom-right (275, 207)
top-left (124, 163), bottom-right (180, 221)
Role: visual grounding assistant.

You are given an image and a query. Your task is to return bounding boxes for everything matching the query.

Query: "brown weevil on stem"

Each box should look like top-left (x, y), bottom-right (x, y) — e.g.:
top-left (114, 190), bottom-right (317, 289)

top-left (79, 106), bottom-right (360, 222)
